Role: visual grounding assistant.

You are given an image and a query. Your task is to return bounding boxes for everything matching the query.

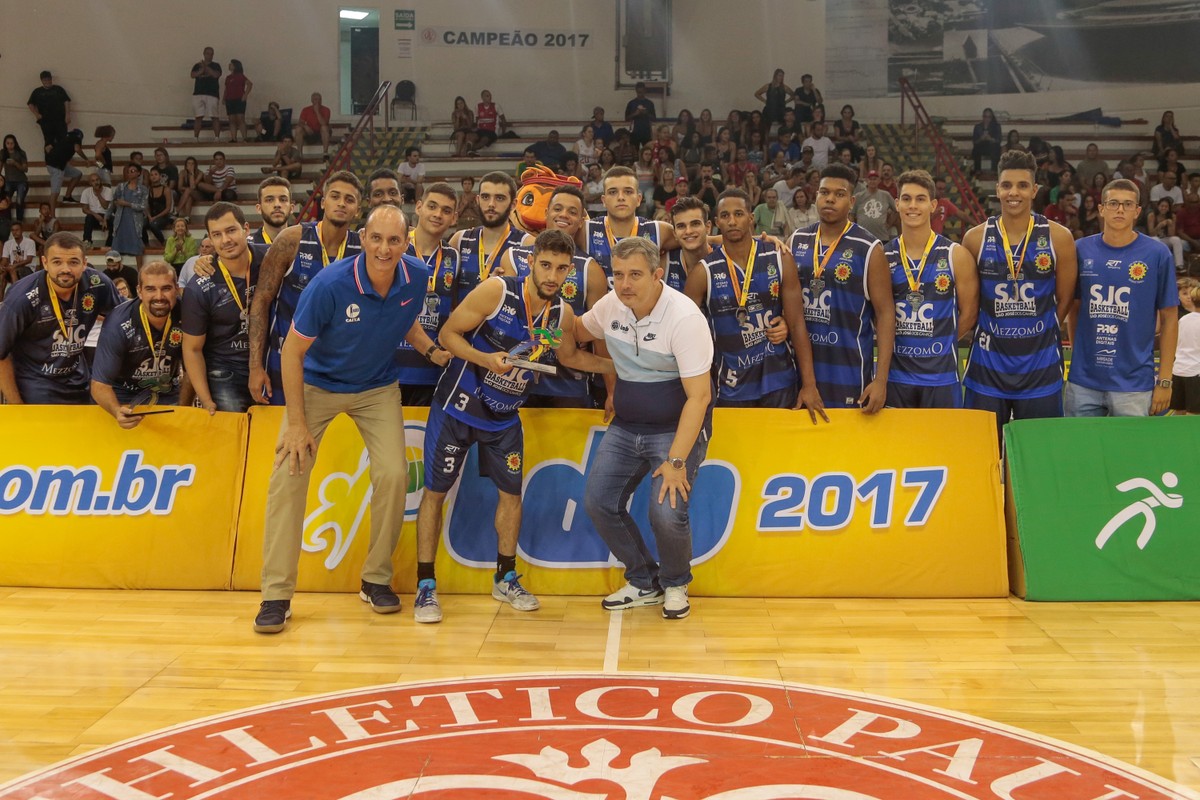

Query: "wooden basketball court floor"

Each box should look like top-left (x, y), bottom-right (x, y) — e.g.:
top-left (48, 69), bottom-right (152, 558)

top-left (1, 586), bottom-right (1198, 791)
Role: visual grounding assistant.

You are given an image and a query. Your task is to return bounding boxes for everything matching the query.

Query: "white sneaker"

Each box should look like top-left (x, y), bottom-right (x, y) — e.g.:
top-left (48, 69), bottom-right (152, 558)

top-left (493, 571), bottom-right (540, 612)
top-left (413, 579), bottom-right (442, 624)
top-left (602, 582), bottom-right (665, 610)
top-left (662, 585), bottom-right (690, 619)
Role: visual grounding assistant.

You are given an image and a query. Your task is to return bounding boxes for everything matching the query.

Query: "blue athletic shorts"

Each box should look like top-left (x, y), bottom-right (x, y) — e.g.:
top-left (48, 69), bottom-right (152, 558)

top-left (423, 401), bottom-right (524, 495)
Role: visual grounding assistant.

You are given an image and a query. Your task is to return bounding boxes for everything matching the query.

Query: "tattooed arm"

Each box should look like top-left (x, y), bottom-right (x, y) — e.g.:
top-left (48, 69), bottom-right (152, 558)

top-left (247, 225), bottom-right (302, 403)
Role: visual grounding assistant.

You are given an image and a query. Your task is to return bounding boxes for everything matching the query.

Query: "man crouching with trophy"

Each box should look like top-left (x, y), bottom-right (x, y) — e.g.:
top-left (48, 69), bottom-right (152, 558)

top-left (412, 229), bottom-right (614, 623)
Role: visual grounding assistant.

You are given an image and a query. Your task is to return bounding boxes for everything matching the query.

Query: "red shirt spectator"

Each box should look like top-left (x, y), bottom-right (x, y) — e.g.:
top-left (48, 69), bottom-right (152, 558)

top-left (931, 197), bottom-right (959, 235)
top-left (299, 102), bottom-right (330, 132)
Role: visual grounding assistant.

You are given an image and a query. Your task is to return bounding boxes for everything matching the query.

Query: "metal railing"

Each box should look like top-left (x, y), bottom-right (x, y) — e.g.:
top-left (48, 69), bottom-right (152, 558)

top-left (898, 76), bottom-right (986, 224)
top-left (297, 81), bottom-right (392, 222)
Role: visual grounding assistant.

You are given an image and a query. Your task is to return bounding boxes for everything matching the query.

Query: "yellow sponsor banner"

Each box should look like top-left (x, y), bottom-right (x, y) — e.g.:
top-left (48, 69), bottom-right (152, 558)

top-left (233, 406), bottom-right (1007, 598)
top-left (0, 406), bottom-right (246, 589)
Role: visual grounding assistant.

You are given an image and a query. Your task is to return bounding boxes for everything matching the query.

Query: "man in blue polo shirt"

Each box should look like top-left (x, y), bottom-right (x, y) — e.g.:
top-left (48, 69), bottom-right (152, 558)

top-left (1068, 178), bottom-right (1178, 416)
top-left (254, 205), bottom-right (430, 634)
top-left (576, 235), bottom-right (715, 621)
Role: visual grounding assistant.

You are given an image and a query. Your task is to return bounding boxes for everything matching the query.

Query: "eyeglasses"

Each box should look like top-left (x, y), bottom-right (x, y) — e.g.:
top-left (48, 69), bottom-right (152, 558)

top-left (1103, 200), bottom-right (1138, 211)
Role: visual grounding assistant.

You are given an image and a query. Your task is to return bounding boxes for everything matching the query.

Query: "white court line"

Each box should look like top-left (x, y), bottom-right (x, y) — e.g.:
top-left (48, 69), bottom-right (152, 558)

top-left (603, 608), bottom-right (622, 672)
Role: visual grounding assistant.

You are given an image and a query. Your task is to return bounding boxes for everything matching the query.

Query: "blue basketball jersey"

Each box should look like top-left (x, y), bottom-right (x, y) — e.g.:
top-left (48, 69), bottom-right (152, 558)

top-left (510, 245), bottom-right (592, 399)
top-left (584, 216), bottom-right (661, 287)
top-left (396, 240), bottom-right (460, 386)
top-left (663, 248), bottom-right (690, 292)
top-left (964, 214), bottom-right (1062, 399)
top-left (789, 222), bottom-right (880, 407)
top-left (266, 223), bottom-right (361, 404)
top-left (455, 225), bottom-right (526, 304)
top-left (885, 235), bottom-right (960, 387)
top-left (701, 243), bottom-right (796, 402)
top-left (434, 276), bottom-right (565, 430)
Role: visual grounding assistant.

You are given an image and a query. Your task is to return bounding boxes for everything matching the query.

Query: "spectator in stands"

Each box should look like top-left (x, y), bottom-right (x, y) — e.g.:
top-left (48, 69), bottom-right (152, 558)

top-left (931, 177), bottom-right (972, 238)
top-left (190, 47), bottom-right (223, 142)
top-left (878, 162), bottom-right (900, 199)
top-left (695, 108), bottom-right (716, 145)
top-left (1148, 198), bottom-right (1186, 271)
top-left (450, 95), bottom-right (474, 157)
top-left (1170, 284), bottom-right (1200, 413)
top-left (2, 135), bottom-right (29, 223)
top-left (102, 249), bottom-right (139, 291)
top-left (92, 125), bottom-right (115, 187)
top-left (853, 170), bottom-right (897, 241)
top-left (634, 147), bottom-right (659, 216)
top-left (858, 143), bottom-right (882, 183)
top-left (1116, 158), bottom-right (1151, 211)
top-left (769, 129), bottom-right (800, 165)
top-left (1002, 129), bottom-right (1024, 154)
top-left (589, 107), bottom-right (614, 149)
top-left (597, 147), bottom-right (617, 174)
top-left (574, 125), bottom-right (598, 167)
top-left (515, 148), bottom-right (539, 179)
top-left (971, 107), bottom-right (1002, 176)
top-left (610, 128), bottom-right (636, 167)
top-left (1177, 174), bottom-right (1200, 255)
top-left (176, 156), bottom-right (203, 222)
top-left (1155, 110), bottom-right (1185, 159)
top-left (398, 146), bottom-right (426, 202)
top-left (30, 203), bottom-right (61, 253)
top-left (0, 222), bottom-right (37, 293)
top-left (713, 127), bottom-right (735, 165)
top-left (80, 173), bottom-right (112, 249)
top-left (753, 188), bottom-right (786, 237)
top-left (164, 218), bottom-right (199, 272)
top-left (663, 176), bottom-right (690, 216)
top-left (650, 125), bottom-right (676, 170)
top-left (1079, 194), bottom-right (1102, 237)
top-left (153, 148), bottom-right (179, 196)
top-left (197, 151), bottom-right (237, 201)
top-left (761, 150), bottom-right (789, 186)
top-left (831, 105), bottom-right (863, 162)
top-left (111, 164), bottom-right (147, 257)
top-left (743, 170), bottom-right (762, 210)
top-left (45, 129), bottom-right (86, 214)
top-left (755, 69), bottom-right (794, 138)
top-left (624, 83), bottom-right (657, 150)
top-left (262, 134), bottom-right (302, 179)
top-left (1159, 147), bottom-right (1187, 184)
top-left (259, 101), bottom-right (285, 142)
top-left (772, 165), bottom-right (805, 209)
top-left (787, 185), bottom-right (819, 231)
top-left (727, 147), bottom-right (757, 187)
top-left (671, 109), bottom-right (695, 144)
top-left (1076, 143), bottom-right (1110, 190)
top-left (531, 130), bottom-right (568, 171)
top-left (1151, 169), bottom-right (1184, 207)
top-left (584, 163), bottom-right (606, 215)
top-left (456, 176), bottom-right (481, 229)
top-left (298, 92), bottom-right (332, 159)
top-left (722, 110), bottom-right (747, 147)
top-left (470, 89), bottom-right (509, 155)
top-left (745, 130), bottom-right (766, 169)
top-left (691, 163), bottom-right (724, 216)
top-left (1128, 152), bottom-right (1149, 185)
top-left (793, 74), bottom-right (823, 136)
top-left (0, 177), bottom-right (8, 239)
top-left (1043, 146), bottom-right (1072, 185)
top-left (28, 71), bottom-right (72, 148)
top-left (223, 59), bottom-right (253, 143)
top-left (179, 236), bottom-right (213, 286)
top-left (1026, 136), bottom-right (1050, 166)
top-left (561, 155), bottom-right (584, 182)
top-left (801, 122), bottom-right (837, 170)
top-left (679, 132), bottom-right (703, 179)
top-left (1085, 171), bottom-right (1108, 207)
top-left (143, 167), bottom-right (174, 246)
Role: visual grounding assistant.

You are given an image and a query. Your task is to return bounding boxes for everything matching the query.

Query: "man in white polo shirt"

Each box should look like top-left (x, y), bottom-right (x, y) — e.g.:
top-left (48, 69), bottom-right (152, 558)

top-left (575, 236), bottom-right (714, 620)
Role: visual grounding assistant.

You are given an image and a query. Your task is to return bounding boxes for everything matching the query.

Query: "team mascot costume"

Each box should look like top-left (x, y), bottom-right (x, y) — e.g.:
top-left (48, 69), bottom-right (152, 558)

top-left (511, 164), bottom-right (585, 233)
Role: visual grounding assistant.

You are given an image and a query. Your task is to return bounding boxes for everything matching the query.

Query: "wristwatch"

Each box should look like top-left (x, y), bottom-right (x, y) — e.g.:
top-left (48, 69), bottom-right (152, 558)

top-left (424, 344), bottom-right (443, 361)
top-left (669, 457), bottom-right (685, 470)
top-left (1157, 378), bottom-right (1173, 389)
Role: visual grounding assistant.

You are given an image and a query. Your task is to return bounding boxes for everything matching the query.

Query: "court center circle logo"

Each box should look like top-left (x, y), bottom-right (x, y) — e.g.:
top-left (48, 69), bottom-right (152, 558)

top-left (1, 674), bottom-right (1193, 799)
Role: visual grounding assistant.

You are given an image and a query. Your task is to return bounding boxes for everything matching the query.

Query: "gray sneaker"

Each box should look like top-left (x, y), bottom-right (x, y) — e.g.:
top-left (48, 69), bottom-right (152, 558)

top-left (492, 571), bottom-right (540, 611)
top-left (602, 582), bottom-right (665, 610)
top-left (413, 579), bottom-right (443, 624)
top-left (662, 585), bottom-right (690, 619)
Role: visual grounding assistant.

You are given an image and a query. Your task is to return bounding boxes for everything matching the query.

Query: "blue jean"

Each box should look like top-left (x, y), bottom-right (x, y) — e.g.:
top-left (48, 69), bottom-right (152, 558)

top-left (209, 367), bottom-right (254, 412)
top-left (1064, 381), bottom-right (1151, 417)
top-left (583, 424), bottom-right (708, 589)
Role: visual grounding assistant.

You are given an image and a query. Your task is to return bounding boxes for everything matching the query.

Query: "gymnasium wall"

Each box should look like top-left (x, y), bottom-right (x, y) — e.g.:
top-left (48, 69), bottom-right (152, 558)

top-left (1, 0), bottom-right (1195, 146)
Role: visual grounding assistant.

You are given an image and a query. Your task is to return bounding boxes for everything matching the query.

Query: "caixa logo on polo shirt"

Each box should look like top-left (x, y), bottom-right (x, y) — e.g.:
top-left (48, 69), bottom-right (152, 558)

top-left (443, 426), bottom-right (740, 569)
top-left (0, 451), bottom-right (194, 516)
top-left (345, 303), bottom-right (361, 323)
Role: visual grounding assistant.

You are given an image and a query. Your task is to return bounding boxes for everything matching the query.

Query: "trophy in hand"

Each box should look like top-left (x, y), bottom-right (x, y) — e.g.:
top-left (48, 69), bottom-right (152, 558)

top-left (506, 325), bottom-right (563, 375)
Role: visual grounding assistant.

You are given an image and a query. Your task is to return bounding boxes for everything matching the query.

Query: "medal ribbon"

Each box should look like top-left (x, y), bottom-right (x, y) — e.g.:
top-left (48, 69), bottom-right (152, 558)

top-left (45, 272), bottom-right (77, 341)
top-left (319, 226), bottom-right (348, 268)
top-left (410, 239), bottom-right (444, 292)
top-left (138, 302), bottom-right (172, 374)
top-left (898, 232), bottom-right (936, 293)
top-left (522, 277), bottom-right (552, 361)
top-left (998, 216), bottom-right (1035, 282)
top-left (813, 221), bottom-right (852, 281)
top-left (480, 224), bottom-right (511, 281)
top-left (261, 229), bottom-right (273, 245)
top-left (725, 240), bottom-right (759, 311)
top-left (604, 215), bottom-right (638, 254)
top-left (216, 259), bottom-right (247, 314)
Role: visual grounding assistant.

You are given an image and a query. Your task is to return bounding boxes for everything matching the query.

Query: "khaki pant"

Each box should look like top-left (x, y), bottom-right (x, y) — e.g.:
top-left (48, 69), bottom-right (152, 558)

top-left (261, 383), bottom-right (407, 600)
